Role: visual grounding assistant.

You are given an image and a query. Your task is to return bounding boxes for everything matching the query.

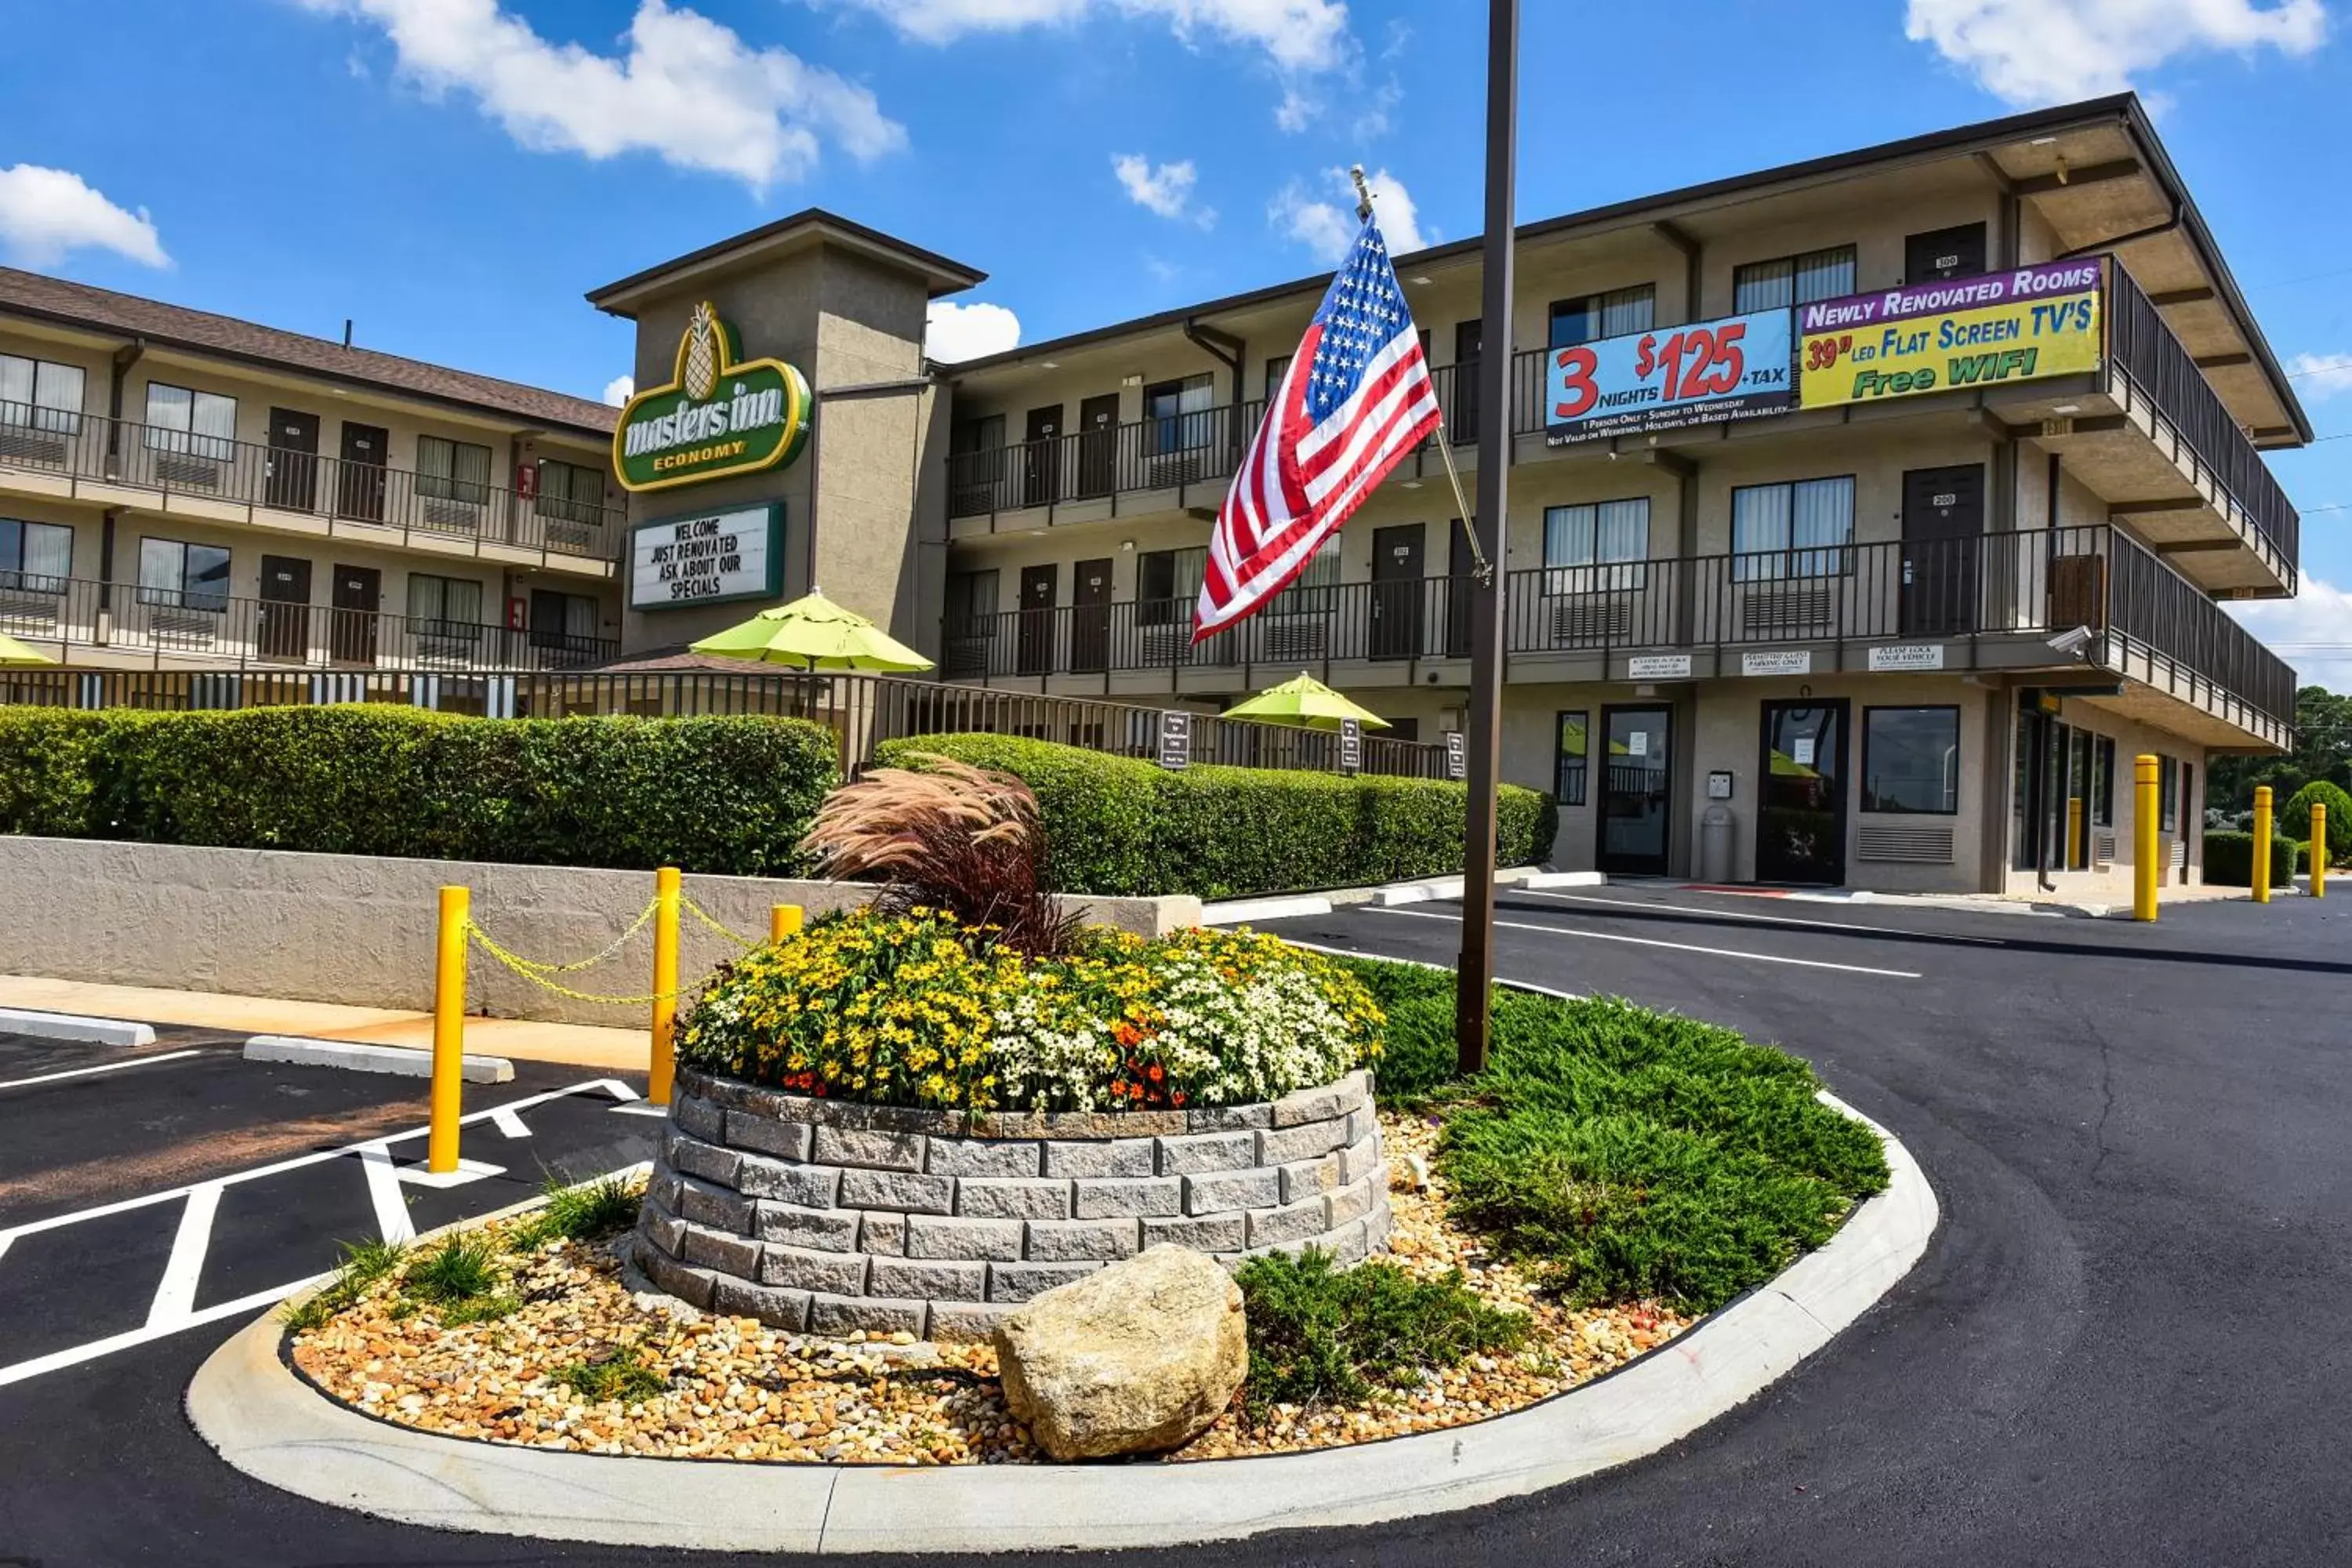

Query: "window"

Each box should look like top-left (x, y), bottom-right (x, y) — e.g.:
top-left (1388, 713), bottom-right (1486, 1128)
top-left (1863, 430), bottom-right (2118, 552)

top-left (537, 459), bottom-right (604, 523)
top-left (528, 589), bottom-right (601, 649)
top-left (143, 383), bottom-right (237, 461)
top-left (1555, 711), bottom-right (1589, 806)
top-left (0, 518), bottom-right (72, 593)
top-left (1269, 543), bottom-right (1339, 615)
top-left (952, 414), bottom-right (1005, 454)
top-left (1548, 285), bottom-right (1655, 348)
top-left (136, 538), bottom-right (230, 612)
top-left (1143, 374), bottom-right (1214, 456)
top-left (944, 568), bottom-right (1000, 631)
top-left (2092, 735), bottom-right (2116, 827)
top-left (1138, 546), bottom-right (1206, 625)
top-left (1731, 476), bottom-right (1854, 580)
top-left (1861, 706), bottom-right (1961, 815)
top-left (1543, 498), bottom-right (1650, 593)
top-left (417, 436), bottom-right (492, 506)
top-left (408, 573), bottom-right (485, 637)
top-left (0, 354), bottom-right (86, 434)
top-left (2158, 756), bottom-right (2180, 833)
top-left (1263, 354), bottom-right (1292, 401)
top-left (1733, 245), bottom-right (1858, 314)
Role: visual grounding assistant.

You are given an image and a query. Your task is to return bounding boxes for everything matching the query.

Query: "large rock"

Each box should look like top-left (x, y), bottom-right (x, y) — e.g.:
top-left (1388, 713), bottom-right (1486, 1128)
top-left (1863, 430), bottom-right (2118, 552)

top-left (992, 1243), bottom-right (1247, 1461)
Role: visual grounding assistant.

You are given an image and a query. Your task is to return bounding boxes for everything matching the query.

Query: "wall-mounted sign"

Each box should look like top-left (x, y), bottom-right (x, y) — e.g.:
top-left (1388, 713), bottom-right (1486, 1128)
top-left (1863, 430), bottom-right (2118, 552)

top-left (1867, 643), bottom-right (1947, 671)
top-left (1338, 717), bottom-right (1363, 775)
top-left (1798, 259), bottom-right (2103, 410)
top-left (627, 502), bottom-right (781, 610)
top-left (1545, 309), bottom-right (1795, 444)
top-left (1742, 649), bottom-right (1813, 677)
top-left (1156, 710), bottom-right (1192, 771)
top-left (615, 302), bottom-right (812, 493)
top-left (1445, 731), bottom-right (1466, 781)
top-left (1626, 653), bottom-right (1693, 680)
top-left (1707, 769), bottom-right (1735, 800)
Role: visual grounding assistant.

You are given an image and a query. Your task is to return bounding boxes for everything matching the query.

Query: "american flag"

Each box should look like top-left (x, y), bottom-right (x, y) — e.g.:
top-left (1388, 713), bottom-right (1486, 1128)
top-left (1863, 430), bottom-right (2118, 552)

top-left (1193, 215), bottom-right (1441, 642)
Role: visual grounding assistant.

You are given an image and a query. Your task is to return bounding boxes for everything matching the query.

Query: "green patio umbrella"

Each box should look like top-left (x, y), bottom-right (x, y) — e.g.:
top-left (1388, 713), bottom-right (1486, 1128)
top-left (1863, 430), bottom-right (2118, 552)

top-left (0, 631), bottom-right (56, 667)
top-left (1224, 673), bottom-right (1392, 731)
top-left (689, 588), bottom-right (934, 673)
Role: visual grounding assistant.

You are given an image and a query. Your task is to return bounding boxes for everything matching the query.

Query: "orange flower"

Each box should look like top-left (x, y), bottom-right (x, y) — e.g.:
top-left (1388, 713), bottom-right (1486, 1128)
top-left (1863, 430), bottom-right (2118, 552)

top-left (1146, 1062), bottom-right (1164, 1083)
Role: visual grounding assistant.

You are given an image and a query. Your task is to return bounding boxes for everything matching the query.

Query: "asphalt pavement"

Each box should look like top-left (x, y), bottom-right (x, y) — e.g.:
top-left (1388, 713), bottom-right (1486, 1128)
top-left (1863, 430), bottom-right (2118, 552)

top-left (4, 887), bottom-right (2350, 1565)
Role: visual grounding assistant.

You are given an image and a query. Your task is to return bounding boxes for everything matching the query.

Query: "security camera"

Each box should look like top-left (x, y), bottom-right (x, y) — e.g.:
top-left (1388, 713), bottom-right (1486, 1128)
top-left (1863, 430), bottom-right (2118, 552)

top-left (2045, 625), bottom-right (2092, 659)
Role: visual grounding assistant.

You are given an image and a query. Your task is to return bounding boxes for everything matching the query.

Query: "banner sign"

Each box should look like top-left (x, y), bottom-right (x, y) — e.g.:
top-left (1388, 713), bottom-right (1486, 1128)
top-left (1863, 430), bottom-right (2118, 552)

top-left (1798, 259), bottom-right (2103, 410)
top-left (627, 502), bottom-right (782, 611)
top-left (1545, 309), bottom-right (1795, 442)
top-left (615, 302), bottom-right (811, 493)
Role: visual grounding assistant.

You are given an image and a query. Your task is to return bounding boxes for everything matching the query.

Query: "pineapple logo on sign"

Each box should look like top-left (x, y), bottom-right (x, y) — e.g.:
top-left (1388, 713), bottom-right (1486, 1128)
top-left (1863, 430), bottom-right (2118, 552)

top-left (614, 301), bottom-right (811, 493)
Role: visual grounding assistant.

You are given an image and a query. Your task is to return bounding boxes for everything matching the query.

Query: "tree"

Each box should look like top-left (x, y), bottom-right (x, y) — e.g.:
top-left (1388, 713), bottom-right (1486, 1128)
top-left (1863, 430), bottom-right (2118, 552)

top-left (2208, 685), bottom-right (2352, 820)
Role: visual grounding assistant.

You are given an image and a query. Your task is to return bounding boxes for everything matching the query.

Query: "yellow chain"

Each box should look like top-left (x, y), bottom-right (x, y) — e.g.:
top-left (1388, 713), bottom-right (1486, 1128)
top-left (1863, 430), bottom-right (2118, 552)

top-left (463, 919), bottom-right (684, 1006)
top-left (469, 898), bottom-right (659, 977)
top-left (680, 895), bottom-right (762, 949)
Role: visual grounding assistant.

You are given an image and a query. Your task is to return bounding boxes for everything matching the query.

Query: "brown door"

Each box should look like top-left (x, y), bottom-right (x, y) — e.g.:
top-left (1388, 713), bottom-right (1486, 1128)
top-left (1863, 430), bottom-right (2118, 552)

top-left (336, 423), bottom-right (388, 521)
top-left (1905, 223), bottom-right (1987, 282)
top-left (256, 556), bottom-right (312, 662)
top-left (1016, 564), bottom-right (1056, 675)
top-left (1370, 523), bottom-right (1425, 659)
top-left (1452, 320), bottom-right (1483, 445)
top-left (1071, 557), bottom-right (1112, 673)
top-left (328, 563), bottom-right (380, 664)
top-left (1900, 464), bottom-right (1984, 636)
top-left (1022, 405), bottom-right (1062, 508)
top-left (265, 408), bottom-right (319, 512)
top-left (1074, 394), bottom-right (1120, 498)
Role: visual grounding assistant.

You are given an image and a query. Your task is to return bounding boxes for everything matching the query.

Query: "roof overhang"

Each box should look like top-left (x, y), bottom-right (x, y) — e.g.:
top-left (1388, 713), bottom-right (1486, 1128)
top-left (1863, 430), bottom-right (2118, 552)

top-left (587, 209), bottom-right (987, 318)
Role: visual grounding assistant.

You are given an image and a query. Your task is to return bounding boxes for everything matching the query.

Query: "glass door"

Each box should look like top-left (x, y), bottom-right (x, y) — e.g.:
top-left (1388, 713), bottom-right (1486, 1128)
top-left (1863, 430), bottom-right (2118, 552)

top-left (1597, 705), bottom-right (1673, 877)
top-left (1757, 700), bottom-right (1849, 885)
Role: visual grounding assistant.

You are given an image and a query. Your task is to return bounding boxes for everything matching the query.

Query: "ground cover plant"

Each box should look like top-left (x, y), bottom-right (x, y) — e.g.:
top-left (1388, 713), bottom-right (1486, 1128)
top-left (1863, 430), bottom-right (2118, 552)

top-left (1233, 1250), bottom-right (1530, 1420)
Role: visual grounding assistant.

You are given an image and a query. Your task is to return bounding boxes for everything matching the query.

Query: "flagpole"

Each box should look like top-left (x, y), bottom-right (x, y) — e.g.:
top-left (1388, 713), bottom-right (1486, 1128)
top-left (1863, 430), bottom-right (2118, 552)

top-left (1456, 0), bottom-right (1517, 1076)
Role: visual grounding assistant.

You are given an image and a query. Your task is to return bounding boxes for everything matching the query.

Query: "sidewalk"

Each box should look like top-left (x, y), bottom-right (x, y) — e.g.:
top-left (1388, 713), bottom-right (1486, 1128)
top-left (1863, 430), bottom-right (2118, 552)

top-left (0, 975), bottom-right (650, 1074)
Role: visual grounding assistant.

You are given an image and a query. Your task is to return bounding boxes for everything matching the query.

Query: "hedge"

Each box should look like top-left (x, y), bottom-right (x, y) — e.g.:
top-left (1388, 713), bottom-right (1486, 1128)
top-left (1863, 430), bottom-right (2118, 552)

top-left (2281, 780), bottom-right (2352, 867)
top-left (873, 732), bottom-right (1559, 899)
top-left (0, 705), bottom-right (837, 875)
top-left (2203, 830), bottom-right (2298, 888)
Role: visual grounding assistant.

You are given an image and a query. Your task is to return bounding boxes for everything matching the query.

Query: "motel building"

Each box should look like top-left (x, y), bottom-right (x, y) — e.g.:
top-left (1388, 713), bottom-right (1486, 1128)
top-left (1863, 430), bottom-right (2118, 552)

top-left (0, 93), bottom-right (2310, 898)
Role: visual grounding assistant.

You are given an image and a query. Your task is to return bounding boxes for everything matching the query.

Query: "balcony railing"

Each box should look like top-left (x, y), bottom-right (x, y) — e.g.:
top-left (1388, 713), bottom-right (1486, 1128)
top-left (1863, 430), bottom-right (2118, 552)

top-left (0, 575), bottom-right (615, 673)
top-left (0, 403), bottom-right (621, 564)
top-left (942, 525), bottom-right (2294, 733)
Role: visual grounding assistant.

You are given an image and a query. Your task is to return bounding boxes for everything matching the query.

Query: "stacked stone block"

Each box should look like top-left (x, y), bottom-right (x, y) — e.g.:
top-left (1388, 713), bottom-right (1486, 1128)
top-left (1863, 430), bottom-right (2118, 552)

top-left (634, 1065), bottom-right (1389, 1342)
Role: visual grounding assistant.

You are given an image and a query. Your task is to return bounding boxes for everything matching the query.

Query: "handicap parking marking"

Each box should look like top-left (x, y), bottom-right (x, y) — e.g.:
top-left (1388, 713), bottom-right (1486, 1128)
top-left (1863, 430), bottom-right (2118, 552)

top-left (1371, 905), bottom-right (1925, 979)
top-left (0, 1047), bottom-right (210, 1094)
top-left (1509, 888), bottom-right (2013, 947)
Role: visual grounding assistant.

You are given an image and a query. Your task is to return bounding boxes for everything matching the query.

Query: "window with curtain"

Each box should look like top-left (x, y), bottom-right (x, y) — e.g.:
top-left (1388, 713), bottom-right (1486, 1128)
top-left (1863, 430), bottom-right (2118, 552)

top-left (1733, 245), bottom-right (1858, 314)
top-left (528, 588), bottom-right (601, 649)
top-left (1731, 476), bottom-right (1854, 580)
top-left (1269, 543), bottom-right (1340, 615)
top-left (1138, 546), bottom-right (1206, 625)
top-left (2158, 756), bottom-right (2179, 832)
top-left (536, 459), bottom-right (604, 522)
top-left (0, 354), bottom-right (86, 434)
top-left (417, 436), bottom-right (492, 506)
top-left (1543, 498), bottom-right (1650, 593)
top-left (136, 538), bottom-right (230, 612)
top-left (1861, 706), bottom-right (1961, 814)
top-left (0, 518), bottom-right (72, 593)
top-left (408, 573), bottom-right (485, 637)
top-left (2092, 735), bottom-right (2116, 826)
top-left (1555, 711), bottom-right (1589, 806)
top-left (1263, 354), bottom-right (1291, 401)
top-left (1143, 375), bottom-right (1214, 456)
top-left (143, 383), bottom-right (237, 461)
top-left (1548, 285), bottom-right (1657, 348)
top-left (945, 568), bottom-right (1000, 633)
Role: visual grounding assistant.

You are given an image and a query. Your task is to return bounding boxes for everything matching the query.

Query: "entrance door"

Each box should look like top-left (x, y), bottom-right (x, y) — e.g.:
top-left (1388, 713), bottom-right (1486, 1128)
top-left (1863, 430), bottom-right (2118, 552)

top-left (328, 563), bottom-right (380, 665)
top-left (256, 555), bottom-right (312, 661)
top-left (1446, 521), bottom-right (1474, 657)
top-left (1900, 464), bottom-right (1984, 636)
top-left (1757, 699), bottom-right (1849, 884)
top-left (1370, 523), bottom-right (1425, 660)
top-left (1905, 223), bottom-right (1987, 283)
top-left (1074, 394), bottom-right (1120, 499)
top-left (1071, 557), bottom-right (1112, 673)
top-left (1597, 706), bottom-right (1673, 876)
top-left (1452, 320), bottom-right (1483, 445)
top-left (265, 408), bottom-right (319, 513)
top-left (1022, 405), bottom-right (1062, 508)
top-left (1016, 564), bottom-right (1056, 676)
top-left (336, 422), bottom-right (388, 522)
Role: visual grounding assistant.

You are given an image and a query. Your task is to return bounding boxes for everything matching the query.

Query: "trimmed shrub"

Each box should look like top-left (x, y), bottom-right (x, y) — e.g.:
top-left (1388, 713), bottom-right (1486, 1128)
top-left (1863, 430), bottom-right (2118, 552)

top-left (2281, 780), bottom-right (2352, 866)
top-left (2204, 830), bottom-right (2297, 887)
top-left (872, 733), bottom-right (1558, 899)
top-left (0, 704), bottom-right (837, 874)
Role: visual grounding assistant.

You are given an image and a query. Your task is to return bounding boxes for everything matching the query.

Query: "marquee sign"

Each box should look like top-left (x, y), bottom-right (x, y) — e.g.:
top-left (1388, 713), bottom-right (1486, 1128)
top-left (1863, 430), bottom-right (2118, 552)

top-left (627, 502), bottom-right (782, 611)
top-left (613, 302), bottom-right (811, 493)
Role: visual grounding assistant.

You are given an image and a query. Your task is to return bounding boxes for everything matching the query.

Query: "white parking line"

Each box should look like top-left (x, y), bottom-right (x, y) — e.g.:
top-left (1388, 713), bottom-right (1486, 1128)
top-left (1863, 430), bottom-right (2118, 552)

top-left (1279, 938), bottom-right (1586, 1000)
top-left (489, 1105), bottom-right (532, 1139)
top-left (0, 1280), bottom-right (330, 1391)
top-left (357, 1143), bottom-right (416, 1245)
top-left (146, 1184), bottom-right (223, 1329)
top-left (1373, 906), bottom-right (1923, 978)
top-left (1511, 889), bottom-right (2009, 946)
top-left (0, 1048), bottom-right (205, 1094)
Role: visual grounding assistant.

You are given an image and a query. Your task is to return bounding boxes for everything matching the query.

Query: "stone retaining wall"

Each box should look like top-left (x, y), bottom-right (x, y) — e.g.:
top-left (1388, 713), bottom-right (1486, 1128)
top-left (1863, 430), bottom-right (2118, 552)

top-left (633, 1065), bottom-right (1390, 1342)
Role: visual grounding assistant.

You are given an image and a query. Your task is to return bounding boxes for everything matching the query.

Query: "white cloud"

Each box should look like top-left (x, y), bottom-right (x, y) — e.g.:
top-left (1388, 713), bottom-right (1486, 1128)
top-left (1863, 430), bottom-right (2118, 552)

top-left (1905, 0), bottom-right (2327, 105)
top-left (0, 165), bottom-right (169, 269)
top-left (834, 0), bottom-right (1349, 71)
top-left (602, 373), bottom-right (636, 406)
top-left (2287, 351), bottom-right (2352, 398)
top-left (1112, 154), bottom-right (1214, 227)
top-left (925, 299), bottom-right (1021, 362)
top-left (1273, 85), bottom-right (1315, 132)
top-left (1350, 74), bottom-right (1401, 140)
top-left (1269, 166), bottom-right (1426, 263)
top-left (296, 0), bottom-right (904, 191)
top-left (2228, 573), bottom-right (2352, 691)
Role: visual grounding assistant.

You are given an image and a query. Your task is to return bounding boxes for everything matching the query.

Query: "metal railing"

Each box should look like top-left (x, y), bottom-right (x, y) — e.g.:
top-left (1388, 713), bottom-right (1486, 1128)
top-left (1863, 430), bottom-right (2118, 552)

top-left (0, 575), bottom-right (615, 673)
top-left (0, 403), bottom-right (622, 564)
top-left (2105, 528), bottom-right (2296, 728)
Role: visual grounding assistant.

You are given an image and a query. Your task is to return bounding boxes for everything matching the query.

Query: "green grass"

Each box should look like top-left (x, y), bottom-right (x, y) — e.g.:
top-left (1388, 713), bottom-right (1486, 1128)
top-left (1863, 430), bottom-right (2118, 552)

top-left (405, 1235), bottom-right (501, 1306)
top-left (509, 1174), bottom-right (641, 1252)
top-left (1235, 1250), bottom-right (1529, 1421)
top-left (281, 1236), bottom-right (412, 1333)
top-left (555, 1356), bottom-right (670, 1405)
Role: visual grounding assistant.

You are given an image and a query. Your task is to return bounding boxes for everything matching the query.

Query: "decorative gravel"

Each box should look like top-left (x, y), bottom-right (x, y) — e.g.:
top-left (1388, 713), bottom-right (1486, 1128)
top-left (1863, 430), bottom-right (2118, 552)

top-left (289, 1113), bottom-right (1693, 1465)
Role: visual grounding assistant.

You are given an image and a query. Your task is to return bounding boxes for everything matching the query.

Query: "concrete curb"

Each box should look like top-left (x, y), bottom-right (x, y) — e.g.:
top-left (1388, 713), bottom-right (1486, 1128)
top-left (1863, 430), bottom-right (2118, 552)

top-left (0, 1006), bottom-right (157, 1047)
top-left (1205, 866), bottom-right (1554, 924)
top-left (242, 1036), bottom-right (516, 1084)
top-left (185, 1093), bottom-right (1934, 1555)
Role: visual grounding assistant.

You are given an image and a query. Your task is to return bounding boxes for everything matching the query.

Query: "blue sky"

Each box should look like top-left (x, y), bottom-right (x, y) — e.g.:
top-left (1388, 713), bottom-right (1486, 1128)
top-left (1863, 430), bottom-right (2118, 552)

top-left (2, 0), bottom-right (2347, 677)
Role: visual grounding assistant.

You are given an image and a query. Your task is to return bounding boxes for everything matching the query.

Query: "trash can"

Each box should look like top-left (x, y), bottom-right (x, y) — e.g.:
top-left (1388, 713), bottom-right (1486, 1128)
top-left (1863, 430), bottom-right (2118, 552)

top-left (1700, 804), bottom-right (1737, 884)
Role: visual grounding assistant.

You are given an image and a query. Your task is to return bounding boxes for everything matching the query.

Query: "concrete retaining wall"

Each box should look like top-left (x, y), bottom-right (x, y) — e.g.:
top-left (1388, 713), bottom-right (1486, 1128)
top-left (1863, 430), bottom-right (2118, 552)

top-left (634, 1065), bottom-right (1391, 1342)
top-left (0, 836), bottom-right (1201, 1027)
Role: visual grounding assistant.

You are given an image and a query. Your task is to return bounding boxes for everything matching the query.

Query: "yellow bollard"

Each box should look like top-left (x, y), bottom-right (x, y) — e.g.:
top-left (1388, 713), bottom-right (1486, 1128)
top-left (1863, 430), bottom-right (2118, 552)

top-left (2067, 797), bottom-right (2085, 873)
top-left (2314, 803), bottom-right (2328, 899)
top-left (429, 885), bottom-right (468, 1174)
top-left (2252, 786), bottom-right (2274, 905)
top-left (771, 903), bottom-right (804, 943)
top-left (650, 866), bottom-right (681, 1105)
top-left (2133, 755), bottom-right (2160, 923)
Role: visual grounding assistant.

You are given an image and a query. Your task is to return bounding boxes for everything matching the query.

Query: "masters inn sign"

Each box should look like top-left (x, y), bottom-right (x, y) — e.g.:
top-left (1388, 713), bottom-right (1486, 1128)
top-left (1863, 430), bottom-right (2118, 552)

top-left (613, 302), bottom-right (812, 493)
